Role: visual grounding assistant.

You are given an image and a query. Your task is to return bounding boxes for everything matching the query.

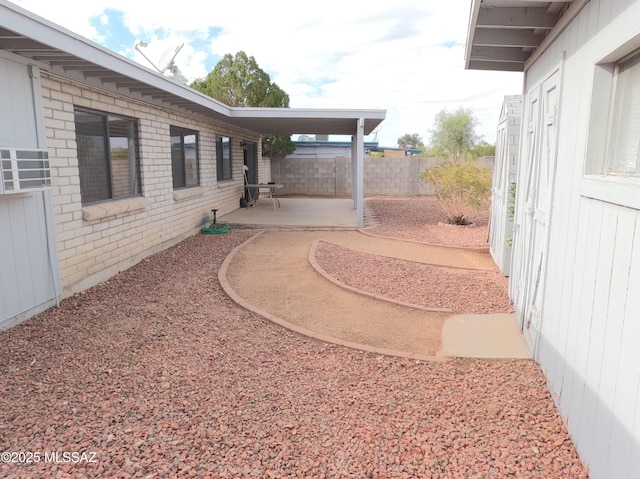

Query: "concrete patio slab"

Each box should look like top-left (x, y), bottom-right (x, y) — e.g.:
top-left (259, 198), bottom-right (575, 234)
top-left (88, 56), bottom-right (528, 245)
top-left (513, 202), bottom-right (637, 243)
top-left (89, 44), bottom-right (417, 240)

top-left (219, 197), bottom-right (359, 228)
top-left (439, 313), bottom-right (531, 359)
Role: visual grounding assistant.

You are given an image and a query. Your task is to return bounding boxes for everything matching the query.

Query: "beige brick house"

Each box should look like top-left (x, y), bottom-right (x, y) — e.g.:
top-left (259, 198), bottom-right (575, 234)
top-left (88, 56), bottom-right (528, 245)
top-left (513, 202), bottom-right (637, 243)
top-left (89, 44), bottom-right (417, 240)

top-left (0, 1), bottom-right (384, 329)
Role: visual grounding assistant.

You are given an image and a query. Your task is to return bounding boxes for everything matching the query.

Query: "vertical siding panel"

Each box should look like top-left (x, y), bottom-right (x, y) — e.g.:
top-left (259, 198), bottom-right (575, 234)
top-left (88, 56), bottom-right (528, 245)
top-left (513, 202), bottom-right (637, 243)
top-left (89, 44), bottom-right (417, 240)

top-left (589, 209), bottom-right (636, 479)
top-left (7, 197), bottom-right (35, 313)
top-left (575, 204), bottom-right (618, 469)
top-left (597, 0), bottom-right (613, 29)
top-left (0, 59), bottom-right (38, 147)
top-left (0, 198), bottom-right (17, 319)
top-left (25, 193), bottom-right (53, 303)
top-left (587, 0), bottom-right (601, 36)
top-left (557, 199), bottom-right (592, 417)
top-left (629, 369), bottom-right (640, 478)
top-left (607, 220), bottom-right (640, 479)
top-left (566, 200), bottom-right (604, 436)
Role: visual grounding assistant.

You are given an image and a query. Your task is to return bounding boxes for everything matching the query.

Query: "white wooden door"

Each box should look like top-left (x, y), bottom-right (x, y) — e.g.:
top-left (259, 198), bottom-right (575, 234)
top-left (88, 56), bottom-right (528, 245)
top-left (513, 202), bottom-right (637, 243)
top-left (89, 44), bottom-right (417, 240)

top-left (511, 85), bottom-right (540, 327)
top-left (517, 70), bottom-right (561, 353)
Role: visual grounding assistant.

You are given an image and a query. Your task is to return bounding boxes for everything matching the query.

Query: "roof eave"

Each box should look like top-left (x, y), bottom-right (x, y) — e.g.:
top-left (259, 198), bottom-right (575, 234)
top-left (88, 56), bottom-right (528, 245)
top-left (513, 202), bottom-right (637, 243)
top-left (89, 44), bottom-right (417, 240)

top-left (464, 0), bottom-right (590, 73)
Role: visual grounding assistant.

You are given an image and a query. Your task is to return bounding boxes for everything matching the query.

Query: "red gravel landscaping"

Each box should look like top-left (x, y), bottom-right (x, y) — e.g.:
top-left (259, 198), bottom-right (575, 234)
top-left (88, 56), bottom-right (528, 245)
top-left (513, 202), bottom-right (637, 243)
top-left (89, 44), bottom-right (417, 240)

top-left (366, 196), bottom-right (490, 248)
top-left (0, 198), bottom-right (589, 478)
top-left (314, 242), bottom-right (512, 314)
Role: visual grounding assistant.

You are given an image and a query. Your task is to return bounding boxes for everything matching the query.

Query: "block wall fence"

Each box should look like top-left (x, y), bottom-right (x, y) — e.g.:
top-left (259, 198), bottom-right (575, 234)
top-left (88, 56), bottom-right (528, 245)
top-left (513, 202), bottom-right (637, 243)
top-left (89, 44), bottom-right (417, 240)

top-left (270, 156), bottom-right (495, 197)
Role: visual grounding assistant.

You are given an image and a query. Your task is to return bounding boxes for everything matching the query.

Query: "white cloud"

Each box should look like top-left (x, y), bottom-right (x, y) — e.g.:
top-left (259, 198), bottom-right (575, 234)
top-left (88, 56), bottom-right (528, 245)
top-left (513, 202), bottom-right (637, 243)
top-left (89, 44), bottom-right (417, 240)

top-left (14, 0), bottom-right (523, 146)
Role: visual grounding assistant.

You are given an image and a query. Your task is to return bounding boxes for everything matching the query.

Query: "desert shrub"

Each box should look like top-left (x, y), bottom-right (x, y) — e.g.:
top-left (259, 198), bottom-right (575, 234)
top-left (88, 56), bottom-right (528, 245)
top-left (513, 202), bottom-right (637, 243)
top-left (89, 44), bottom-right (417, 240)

top-left (420, 160), bottom-right (492, 225)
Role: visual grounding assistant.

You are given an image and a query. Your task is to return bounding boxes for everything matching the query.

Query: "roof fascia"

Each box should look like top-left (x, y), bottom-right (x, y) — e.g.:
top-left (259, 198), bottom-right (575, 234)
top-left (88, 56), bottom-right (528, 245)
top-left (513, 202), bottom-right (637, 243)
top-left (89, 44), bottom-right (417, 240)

top-left (464, 0), bottom-right (483, 69)
top-left (230, 107), bottom-right (386, 121)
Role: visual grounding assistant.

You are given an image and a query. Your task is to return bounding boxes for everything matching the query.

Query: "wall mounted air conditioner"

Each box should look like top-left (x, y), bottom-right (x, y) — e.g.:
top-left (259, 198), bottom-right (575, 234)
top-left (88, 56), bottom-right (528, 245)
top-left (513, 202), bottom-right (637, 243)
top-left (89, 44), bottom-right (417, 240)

top-left (1, 148), bottom-right (51, 194)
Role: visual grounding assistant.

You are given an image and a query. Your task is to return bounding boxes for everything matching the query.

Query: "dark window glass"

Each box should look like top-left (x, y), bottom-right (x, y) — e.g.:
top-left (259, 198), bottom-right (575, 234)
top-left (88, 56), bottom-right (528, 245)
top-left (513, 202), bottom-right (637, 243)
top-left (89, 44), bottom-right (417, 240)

top-left (74, 108), bottom-right (141, 204)
top-left (216, 136), bottom-right (232, 181)
top-left (170, 126), bottom-right (199, 189)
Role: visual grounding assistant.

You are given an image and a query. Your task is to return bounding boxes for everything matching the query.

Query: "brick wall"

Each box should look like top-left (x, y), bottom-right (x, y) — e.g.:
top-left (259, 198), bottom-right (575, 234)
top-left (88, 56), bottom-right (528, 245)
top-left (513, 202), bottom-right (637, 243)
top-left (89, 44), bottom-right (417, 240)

top-left (42, 75), bottom-right (262, 296)
top-left (270, 156), bottom-right (495, 196)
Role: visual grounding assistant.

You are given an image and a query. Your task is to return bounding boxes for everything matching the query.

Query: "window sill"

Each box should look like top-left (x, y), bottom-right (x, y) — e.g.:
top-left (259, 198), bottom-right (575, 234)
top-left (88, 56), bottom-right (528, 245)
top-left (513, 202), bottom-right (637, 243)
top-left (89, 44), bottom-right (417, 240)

top-left (580, 175), bottom-right (640, 210)
top-left (216, 179), bottom-right (236, 188)
top-left (82, 197), bottom-right (150, 221)
top-left (173, 186), bottom-right (203, 202)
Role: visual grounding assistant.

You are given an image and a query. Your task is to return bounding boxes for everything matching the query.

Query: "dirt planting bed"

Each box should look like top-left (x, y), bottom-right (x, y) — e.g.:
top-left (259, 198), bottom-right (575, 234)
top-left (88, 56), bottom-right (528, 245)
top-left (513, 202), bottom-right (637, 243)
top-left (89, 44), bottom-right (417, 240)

top-left (0, 198), bottom-right (589, 478)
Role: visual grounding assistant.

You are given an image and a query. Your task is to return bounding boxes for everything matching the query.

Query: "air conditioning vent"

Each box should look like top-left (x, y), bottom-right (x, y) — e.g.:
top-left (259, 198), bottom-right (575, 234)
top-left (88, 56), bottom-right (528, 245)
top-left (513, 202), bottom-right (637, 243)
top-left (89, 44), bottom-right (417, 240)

top-left (1, 148), bottom-right (51, 194)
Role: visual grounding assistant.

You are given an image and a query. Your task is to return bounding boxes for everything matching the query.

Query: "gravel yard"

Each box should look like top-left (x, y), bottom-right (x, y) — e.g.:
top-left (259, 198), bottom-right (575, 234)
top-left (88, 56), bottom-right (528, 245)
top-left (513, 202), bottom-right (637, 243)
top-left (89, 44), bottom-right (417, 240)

top-left (314, 242), bottom-right (512, 314)
top-left (366, 196), bottom-right (490, 248)
top-left (0, 197), bottom-right (589, 478)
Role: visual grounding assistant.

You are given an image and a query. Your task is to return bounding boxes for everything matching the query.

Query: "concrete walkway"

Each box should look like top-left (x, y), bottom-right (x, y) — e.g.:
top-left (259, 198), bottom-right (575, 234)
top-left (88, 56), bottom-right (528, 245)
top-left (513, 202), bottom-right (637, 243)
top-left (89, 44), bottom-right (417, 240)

top-left (219, 229), bottom-right (530, 361)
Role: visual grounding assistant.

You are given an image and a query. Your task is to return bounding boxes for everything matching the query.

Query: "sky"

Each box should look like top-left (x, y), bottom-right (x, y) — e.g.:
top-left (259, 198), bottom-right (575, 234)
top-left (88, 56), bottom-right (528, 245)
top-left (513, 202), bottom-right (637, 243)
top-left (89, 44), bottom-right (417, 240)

top-left (14, 0), bottom-right (523, 147)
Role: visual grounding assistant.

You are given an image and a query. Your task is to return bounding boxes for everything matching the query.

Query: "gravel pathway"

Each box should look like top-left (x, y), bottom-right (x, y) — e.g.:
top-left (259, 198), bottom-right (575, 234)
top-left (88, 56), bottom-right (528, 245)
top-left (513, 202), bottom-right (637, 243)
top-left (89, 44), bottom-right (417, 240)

top-left (0, 199), bottom-right (589, 478)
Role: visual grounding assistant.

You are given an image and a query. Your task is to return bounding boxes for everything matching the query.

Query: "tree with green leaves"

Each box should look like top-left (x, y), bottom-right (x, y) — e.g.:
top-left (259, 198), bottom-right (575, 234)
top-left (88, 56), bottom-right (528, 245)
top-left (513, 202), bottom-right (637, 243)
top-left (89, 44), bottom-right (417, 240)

top-left (397, 133), bottom-right (424, 150)
top-left (470, 140), bottom-right (496, 158)
top-left (190, 51), bottom-right (295, 158)
top-left (428, 107), bottom-right (479, 161)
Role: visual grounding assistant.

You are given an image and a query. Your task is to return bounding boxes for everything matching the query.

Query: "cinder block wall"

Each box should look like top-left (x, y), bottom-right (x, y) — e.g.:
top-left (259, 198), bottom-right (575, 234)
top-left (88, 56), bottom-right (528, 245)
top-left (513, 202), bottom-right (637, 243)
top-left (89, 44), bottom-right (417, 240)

top-left (270, 157), bottom-right (338, 195)
top-left (270, 156), bottom-right (495, 196)
top-left (43, 75), bottom-right (261, 296)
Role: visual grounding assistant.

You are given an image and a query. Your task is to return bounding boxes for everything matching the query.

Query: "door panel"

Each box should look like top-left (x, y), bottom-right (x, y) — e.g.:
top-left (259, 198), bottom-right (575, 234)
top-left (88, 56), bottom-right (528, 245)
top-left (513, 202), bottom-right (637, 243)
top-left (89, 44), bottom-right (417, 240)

top-left (243, 141), bottom-right (259, 202)
top-left (511, 86), bottom-right (540, 327)
top-left (514, 70), bottom-right (561, 354)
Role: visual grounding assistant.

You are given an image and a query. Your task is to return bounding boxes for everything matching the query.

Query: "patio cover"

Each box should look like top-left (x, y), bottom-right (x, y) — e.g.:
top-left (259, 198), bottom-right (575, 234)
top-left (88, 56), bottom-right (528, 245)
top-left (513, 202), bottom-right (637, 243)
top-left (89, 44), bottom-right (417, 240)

top-left (465, 0), bottom-right (589, 72)
top-left (0, 0), bottom-right (385, 226)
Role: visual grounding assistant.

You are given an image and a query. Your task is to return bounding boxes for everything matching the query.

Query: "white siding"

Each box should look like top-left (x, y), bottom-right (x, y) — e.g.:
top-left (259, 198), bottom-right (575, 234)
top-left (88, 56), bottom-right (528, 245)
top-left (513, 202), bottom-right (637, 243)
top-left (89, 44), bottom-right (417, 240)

top-left (0, 56), bottom-right (59, 329)
top-left (516, 0), bottom-right (640, 477)
top-left (0, 192), bottom-right (59, 329)
top-left (0, 58), bottom-right (39, 148)
top-left (489, 95), bottom-right (521, 276)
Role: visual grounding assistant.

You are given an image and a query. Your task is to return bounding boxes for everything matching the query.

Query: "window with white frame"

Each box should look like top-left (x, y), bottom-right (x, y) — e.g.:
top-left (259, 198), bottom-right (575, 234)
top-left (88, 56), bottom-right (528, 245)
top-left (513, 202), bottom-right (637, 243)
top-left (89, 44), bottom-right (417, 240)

top-left (170, 126), bottom-right (199, 189)
top-left (74, 108), bottom-right (141, 204)
top-left (607, 52), bottom-right (640, 176)
top-left (216, 135), bottom-right (232, 181)
top-left (582, 46), bottom-right (640, 209)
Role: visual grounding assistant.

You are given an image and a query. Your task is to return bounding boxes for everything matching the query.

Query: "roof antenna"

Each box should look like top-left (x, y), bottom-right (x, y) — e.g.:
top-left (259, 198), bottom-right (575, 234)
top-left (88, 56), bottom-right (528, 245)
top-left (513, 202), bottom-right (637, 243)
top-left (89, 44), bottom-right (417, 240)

top-left (135, 41), bottom-right (184, 76)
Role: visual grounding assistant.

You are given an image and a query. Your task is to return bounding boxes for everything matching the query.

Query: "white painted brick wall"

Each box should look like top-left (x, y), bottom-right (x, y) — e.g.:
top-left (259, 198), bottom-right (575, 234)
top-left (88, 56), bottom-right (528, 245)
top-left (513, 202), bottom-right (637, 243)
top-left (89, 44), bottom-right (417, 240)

top-left (42, 75), bottom-right (262, 296)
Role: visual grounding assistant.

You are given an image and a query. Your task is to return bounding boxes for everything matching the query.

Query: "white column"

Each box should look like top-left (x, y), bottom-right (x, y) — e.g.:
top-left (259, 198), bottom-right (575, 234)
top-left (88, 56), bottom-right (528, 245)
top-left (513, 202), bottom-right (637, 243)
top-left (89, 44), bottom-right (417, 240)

top-left (351, 136), bottom-right (357, 203)
top-left (354, 118), bottom-right (364, 227)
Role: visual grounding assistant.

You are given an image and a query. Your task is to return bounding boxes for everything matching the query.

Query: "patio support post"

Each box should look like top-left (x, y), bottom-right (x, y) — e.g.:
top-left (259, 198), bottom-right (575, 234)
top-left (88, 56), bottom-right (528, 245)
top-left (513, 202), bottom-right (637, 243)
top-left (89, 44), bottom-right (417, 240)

top-left (353, 118), bottom-right (365, 227)
top-left (351, 137), bottom-right (356, 204)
